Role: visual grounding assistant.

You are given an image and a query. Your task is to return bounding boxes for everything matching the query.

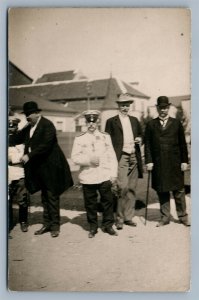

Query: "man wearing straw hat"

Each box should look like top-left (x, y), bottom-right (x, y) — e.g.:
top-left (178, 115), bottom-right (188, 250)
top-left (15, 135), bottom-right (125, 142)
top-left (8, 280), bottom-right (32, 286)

top-left (105, 93), bottom-right (143, 230)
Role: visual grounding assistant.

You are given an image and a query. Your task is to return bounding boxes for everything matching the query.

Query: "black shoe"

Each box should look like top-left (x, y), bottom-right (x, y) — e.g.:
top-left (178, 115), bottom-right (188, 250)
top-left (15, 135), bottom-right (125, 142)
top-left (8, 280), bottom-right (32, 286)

top-left (20, 222), bottom-right (28, 232)
top-left (180, 220), bottom-right (191, 227)
top-left (116, 223), bottom-right (123, 230)
top-left (88, 229), bottom-right (97, 238)
top-left (156, 220), bottom-right (170, 227)
top-left (51, 230), bottom-right (60, 238)
top-left (103, 227), bottom-right (118, 236)
top-left (34, 226), bottom-right (50, 235)
top-left (124, 220), bottom-right (137, 227)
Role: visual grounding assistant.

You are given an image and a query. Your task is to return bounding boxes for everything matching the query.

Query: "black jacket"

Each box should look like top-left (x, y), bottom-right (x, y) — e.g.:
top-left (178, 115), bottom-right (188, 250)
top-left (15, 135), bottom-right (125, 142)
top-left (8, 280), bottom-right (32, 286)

top-left (105, 115), bottom-right (143, 178)
top-left (144, 117), bottom-right (188, 192)
top-left (10, 116), bottom-right (73, 195)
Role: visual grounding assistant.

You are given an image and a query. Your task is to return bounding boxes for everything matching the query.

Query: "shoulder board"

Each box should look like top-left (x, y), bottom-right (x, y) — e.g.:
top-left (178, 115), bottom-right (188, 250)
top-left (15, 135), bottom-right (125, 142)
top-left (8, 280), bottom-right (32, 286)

top-left (76, 132), bottom-right (86, 137)
top-left (99, 131), bottom-right (109, 135)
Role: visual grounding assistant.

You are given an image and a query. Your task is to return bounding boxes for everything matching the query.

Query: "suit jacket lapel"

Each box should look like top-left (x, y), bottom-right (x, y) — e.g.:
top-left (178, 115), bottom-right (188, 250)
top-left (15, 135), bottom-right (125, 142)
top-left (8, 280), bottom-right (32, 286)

top-left (164, 117), bottom-right (173, 129)
top-left (114, 115), bottom-right (123, 132)
top-left (30, 116), bottom-right (43, 139)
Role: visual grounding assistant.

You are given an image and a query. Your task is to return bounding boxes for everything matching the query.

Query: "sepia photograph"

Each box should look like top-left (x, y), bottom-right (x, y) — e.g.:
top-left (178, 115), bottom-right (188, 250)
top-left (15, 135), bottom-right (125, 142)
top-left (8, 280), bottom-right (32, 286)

top-left (7, 7), bottom-right (191, 292)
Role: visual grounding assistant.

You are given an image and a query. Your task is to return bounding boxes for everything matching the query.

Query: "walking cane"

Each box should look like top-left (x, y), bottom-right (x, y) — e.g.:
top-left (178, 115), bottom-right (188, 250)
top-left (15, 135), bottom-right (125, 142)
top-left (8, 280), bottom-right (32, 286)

top-left (144, 170), bottom-right (151, 225)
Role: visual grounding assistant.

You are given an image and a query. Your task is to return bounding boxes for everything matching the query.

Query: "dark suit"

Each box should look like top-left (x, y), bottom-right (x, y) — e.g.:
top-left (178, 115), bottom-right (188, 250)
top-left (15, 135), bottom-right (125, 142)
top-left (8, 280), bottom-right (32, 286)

top-left (10, 116), bottom-right (74, 231)
top-left (144, 117), bottom-right (189, 223)
top-left (105, 114), bottom-right (143, 224)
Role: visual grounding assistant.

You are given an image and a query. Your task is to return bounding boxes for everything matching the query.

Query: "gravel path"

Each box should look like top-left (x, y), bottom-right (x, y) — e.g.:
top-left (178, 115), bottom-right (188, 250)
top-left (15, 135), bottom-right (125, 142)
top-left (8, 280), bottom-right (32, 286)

top-left (8, 197), bottom-right (191, 292)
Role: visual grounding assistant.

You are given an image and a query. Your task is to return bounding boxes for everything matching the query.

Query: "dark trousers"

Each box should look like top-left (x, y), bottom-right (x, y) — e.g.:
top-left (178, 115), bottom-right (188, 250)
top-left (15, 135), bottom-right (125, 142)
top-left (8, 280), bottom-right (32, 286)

top-left (41, 189), bottom-right (60, 231)
top-left (9, 179), bottom-right (29, 231)
top-left (157, 189), bottom-right (188, 222)
top-left (82, 180), bottom-right (114, 231)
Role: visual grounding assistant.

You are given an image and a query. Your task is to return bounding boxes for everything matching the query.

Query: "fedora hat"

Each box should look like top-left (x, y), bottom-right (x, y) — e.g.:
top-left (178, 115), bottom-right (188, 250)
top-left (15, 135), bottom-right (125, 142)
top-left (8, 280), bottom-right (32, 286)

top-left (156, 96), bottom-right (171, 107)
top-left (22, 101), bottom-right (42, 116)
top-left (83, 110), bottom-right (100, 123)
top-left (116, 93), bottom-right (134, 104)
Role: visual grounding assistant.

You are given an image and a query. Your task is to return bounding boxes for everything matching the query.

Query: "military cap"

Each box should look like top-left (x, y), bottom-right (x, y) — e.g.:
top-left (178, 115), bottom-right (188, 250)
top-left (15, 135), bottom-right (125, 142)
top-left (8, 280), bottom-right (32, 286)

top-left (116, 93), bottom-right (134, 103)
top-left (8, 115), bottom-right (21, 128)
top-left (83, 110), bottom-right (100, 123)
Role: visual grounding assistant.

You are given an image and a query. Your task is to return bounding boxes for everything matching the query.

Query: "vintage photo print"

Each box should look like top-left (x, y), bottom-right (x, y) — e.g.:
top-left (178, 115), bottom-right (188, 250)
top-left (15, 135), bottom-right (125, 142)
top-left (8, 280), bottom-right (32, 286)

top-left (8, 7), bottom-right (191, 292)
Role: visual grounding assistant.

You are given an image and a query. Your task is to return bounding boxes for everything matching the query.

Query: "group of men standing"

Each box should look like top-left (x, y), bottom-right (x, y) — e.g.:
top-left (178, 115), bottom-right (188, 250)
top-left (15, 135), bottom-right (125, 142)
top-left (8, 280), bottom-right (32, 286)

top-left (8, 93), bottom-right (190, 239)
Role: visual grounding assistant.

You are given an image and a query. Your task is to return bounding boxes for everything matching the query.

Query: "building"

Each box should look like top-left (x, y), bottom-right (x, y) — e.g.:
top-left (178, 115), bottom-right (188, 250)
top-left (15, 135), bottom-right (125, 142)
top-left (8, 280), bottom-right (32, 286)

top-left (35, 69), bottom-right (88, 83)
top-left (9, 74), bottom-right (150, 131)
top-left (9, 62), bottom-right (33, 86)
top-left (9, 89), bottom-right (77, 132)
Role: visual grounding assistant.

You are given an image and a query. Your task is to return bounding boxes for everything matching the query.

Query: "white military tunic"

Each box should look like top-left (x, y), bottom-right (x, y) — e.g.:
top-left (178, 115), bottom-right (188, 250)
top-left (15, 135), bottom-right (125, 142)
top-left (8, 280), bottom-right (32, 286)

top-left (71, 130), bottom-right (118, 184)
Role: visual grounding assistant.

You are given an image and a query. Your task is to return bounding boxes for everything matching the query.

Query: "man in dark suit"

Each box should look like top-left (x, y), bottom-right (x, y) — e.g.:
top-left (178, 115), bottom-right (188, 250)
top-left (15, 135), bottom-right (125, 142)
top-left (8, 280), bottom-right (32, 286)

top-left (10, 101), bottom-right (74, 237)
top-left (105, 93), bottom-right (143, 230)
top-left (144, 96), bottom-right (190, 227)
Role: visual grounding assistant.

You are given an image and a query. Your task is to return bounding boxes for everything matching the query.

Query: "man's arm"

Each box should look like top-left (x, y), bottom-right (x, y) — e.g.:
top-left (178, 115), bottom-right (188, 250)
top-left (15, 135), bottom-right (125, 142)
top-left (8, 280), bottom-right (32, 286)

top-left (104, 118), bottom-right (112, 135)
top-left (28, 121), bottom-right (56, 159)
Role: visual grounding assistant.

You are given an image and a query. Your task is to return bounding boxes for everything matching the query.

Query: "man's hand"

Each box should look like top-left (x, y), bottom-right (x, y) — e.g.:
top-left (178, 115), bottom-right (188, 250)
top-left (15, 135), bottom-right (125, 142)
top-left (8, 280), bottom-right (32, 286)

top-left (90, 155), bottom-right (99, 166)
top-left (181, 163), bottom-right (188, 172)
top-left (110, 177), bottom-right (117, 184)
top-left (146, 163), bottom-right (154, 171)
top-left (135, 137), bottom-right (142, 144)
top-left (21, 154), bottom-right (29, 164)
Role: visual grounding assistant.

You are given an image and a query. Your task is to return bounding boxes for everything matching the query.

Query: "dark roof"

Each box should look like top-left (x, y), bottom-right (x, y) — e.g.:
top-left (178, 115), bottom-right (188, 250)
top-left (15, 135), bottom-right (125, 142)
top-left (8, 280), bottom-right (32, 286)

top-left (9, 89), bottom-right (77, 115)
top-left (35, 70), bottom-right (87, 83)
top-left (101, 78), bottom-right (120, 110)
top-left (10, 77), bottom-right (150, 102)
top-left (122, 81), bottom-right (150, 99)
top-left (169, 95), bottom-right (191, 107)
top-left (9, 61), bottom-right (33, 86)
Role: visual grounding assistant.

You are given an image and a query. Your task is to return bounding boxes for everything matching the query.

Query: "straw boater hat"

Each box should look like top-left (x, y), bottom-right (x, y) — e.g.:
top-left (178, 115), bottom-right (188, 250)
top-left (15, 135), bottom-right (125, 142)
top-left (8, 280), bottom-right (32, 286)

top-left (116, 93), bottom-right (134, 104)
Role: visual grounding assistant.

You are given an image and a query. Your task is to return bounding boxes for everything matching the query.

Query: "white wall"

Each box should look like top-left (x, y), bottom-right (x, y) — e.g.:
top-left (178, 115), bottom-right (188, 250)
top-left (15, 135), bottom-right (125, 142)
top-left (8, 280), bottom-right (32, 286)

top-left (43, 115), bottom-right (76, 132)
top-left (101, 110), bottom-right (118, 131)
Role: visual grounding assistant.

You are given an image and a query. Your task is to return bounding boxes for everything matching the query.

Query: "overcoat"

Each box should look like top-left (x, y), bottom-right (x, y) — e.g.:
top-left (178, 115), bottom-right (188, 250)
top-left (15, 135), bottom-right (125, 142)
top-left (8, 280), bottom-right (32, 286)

top-left (144, 117), bottom-right (188, 192)
top-left (105, 115), bottom-right (143, 178)
top-left (10, 116), bottom-right (73, 195)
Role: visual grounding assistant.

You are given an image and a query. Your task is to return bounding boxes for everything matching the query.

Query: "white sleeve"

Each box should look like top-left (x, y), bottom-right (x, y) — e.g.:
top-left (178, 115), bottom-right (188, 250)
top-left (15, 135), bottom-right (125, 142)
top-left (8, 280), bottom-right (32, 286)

top-left (106, 135), bottom-right (118, 178)
top-left (71, 138), bottom-right (91, 166)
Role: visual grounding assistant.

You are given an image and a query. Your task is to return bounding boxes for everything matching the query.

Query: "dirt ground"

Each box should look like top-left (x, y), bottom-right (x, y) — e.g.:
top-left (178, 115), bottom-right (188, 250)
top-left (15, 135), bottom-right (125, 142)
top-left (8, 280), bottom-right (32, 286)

top-left (8, 173), bottom-right (191, 292)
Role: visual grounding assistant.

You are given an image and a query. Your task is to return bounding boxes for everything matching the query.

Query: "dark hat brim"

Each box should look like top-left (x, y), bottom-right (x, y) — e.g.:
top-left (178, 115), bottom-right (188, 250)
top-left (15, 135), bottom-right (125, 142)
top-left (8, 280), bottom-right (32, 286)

top-left (21, 108), bottom-right (42, 115)
top-left (156, 103), bottom-right (171, 107)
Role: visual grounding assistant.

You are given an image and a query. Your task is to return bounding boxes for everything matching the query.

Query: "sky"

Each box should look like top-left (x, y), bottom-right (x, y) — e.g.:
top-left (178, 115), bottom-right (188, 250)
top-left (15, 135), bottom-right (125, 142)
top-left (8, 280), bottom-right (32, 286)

top-left (8, 8), bottom-right (191, 104)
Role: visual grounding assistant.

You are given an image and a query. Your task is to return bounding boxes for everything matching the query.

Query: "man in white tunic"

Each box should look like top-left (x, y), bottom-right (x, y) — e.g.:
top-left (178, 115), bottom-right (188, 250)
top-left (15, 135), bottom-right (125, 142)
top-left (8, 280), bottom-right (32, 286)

top-left (71, 110), bottom-right (118, 238)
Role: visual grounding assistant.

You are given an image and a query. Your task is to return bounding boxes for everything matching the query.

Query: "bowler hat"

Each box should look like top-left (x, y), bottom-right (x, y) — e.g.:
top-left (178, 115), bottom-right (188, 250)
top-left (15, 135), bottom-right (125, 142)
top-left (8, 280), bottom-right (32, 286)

top-left (22, 101), bottom-right (42, 116)
top-left (156, 96), bottom-right (171, 107)
top-left (116, 93), bottom-right (134, 104)
top-left (83, 110), bottom-right (100, 123)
